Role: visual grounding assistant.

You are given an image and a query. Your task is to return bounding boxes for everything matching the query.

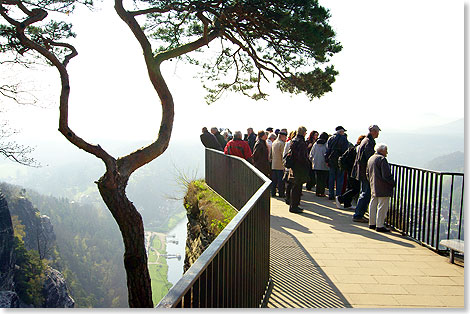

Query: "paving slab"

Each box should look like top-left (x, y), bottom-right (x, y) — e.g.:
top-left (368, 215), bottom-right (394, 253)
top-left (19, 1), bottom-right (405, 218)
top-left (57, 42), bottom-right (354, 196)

top-left (266, 189), bottom-right (464, 308)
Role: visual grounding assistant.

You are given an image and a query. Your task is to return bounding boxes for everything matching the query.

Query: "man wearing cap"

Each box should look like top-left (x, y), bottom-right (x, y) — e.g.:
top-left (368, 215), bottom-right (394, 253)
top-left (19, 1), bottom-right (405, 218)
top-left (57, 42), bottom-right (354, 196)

top-left (352, 125), bottom-right (381, 223)
top-left (325, 126), bottom-right (350, 200)
top-left (271, 131), bottom-right (287, 197)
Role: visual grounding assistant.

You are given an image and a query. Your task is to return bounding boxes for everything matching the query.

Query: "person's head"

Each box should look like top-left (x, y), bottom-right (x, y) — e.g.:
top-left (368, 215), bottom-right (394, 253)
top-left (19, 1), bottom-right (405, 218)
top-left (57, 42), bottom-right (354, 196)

top-left (335, 126), bottom-right (346, 136)
top-left (266, 127), bottom-right (273, 133)
top-left (210, 127), bottom-right (218, 134)
top-left (233, 131), bottom-right (243, 140)
top-left (376, 143), bottom-right (388, 157)
top-left (275, 129), bottom-right (280, 136)
top-left (222, 130), bottom-right (229, 140)
top-left (247, 127), bottom-right (253, 134)
top-left (357, 135), bottom-right (366, 145)
top-left (202, 127), bottom-right (208, 133)
top-left (369, 125), bottom-right (381, 139)
top-left (288, 130), bottom-right (297, 140)
top-left (319, 132), bottom-right (329, 141)
top-left (279, 131), bottom-right (287, 141)
top-left (307, 130), bottom-right (319, 142)
top-left (297, 126), bottom-right (307, 137)
top-left (257, 130), bottom-right (267, 141)
top-left (281, 128), bottom-right (288, 134)
top-left (268, 132), bottom-right (277, 142)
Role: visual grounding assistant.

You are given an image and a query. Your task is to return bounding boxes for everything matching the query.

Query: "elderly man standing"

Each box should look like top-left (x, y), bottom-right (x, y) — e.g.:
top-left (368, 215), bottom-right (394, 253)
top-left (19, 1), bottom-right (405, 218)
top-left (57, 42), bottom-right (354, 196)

top-left (352, 125), bottom-right (381, 223)
top-left (367, 143), bottom-right (395, 232)
top-left (271, 131), bottom-right (287, 197)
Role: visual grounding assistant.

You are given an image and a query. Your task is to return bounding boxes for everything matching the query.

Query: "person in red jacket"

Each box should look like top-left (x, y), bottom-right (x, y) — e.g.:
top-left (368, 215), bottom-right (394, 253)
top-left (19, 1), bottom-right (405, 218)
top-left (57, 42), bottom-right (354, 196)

top-left (224, 131), bottom-right (253, 163)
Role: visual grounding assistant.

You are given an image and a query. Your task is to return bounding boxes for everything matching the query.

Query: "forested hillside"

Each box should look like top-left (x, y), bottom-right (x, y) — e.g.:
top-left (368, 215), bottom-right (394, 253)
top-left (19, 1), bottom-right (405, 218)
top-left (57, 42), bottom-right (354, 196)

top-left (1, 183), bottom-right (128, 307)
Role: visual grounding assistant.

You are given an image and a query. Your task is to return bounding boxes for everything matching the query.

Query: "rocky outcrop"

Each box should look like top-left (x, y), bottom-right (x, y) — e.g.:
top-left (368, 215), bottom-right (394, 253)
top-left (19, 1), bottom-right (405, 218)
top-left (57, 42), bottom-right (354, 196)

top-left (0, 291), bottom-right (19, 308)
top-left (8, 196), bottom-right (56, 260)
top-left (0, 188), bottom-right (74, 308)
top-left (0, 192), bottom-right (15, 291)
top-left (43, 268), bottom-right (75, 308)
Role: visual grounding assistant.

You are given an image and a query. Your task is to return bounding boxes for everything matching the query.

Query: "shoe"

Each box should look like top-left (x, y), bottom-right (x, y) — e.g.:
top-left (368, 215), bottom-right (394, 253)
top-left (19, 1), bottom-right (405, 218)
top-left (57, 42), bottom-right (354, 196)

top-left (343, 203), bottom-right (352, 209)
top-left (328, 196), bottom-right (335, 200)
top-left (335, 196), bottom-right (342, 209)
top-left (369, 225), bottom-right (376, 230)
top-left (289, 207), bottom-right (303, 213)
top-left (285, 199), bottom-right (290, 205)
top-left (376, 227), bottom-right (390, 233)
top-left (352, 217), bottom-right (369, 223)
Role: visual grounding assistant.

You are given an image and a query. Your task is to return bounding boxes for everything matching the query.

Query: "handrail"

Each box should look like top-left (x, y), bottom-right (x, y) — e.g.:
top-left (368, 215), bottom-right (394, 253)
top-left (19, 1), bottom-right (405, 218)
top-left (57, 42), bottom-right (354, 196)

top-left (388, 163), bottom-right (464, 251)
top-left (157, 148), bottom-right (271, 307)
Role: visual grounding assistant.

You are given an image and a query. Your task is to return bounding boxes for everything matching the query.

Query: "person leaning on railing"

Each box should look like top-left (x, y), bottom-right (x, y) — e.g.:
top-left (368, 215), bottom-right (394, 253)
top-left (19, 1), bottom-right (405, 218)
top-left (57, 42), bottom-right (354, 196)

top-left (366, 143), bottom-right (396, 232)
top-left (224, 131), bottom-right (253, 163)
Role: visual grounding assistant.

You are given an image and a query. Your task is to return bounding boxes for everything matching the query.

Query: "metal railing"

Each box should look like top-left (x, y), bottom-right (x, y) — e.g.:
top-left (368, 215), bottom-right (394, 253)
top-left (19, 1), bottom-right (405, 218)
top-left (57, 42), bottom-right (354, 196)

top-left (157, 148), bottom-right (271, 308)
top-left (388, 164), bottom-right (464, 251)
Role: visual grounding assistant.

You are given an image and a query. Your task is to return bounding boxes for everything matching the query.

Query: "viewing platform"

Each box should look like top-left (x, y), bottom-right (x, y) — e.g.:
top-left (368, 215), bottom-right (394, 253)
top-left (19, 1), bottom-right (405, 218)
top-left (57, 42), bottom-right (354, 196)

top-left (267, 190), bottom-right (464, 308)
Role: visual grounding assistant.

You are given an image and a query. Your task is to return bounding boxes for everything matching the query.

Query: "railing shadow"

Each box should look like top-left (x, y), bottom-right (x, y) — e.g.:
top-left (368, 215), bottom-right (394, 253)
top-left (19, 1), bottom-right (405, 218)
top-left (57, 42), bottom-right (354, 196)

top-left (266, 214), bottom-right (351, 308)
top-left (299, 190), bottom-right (415, 248)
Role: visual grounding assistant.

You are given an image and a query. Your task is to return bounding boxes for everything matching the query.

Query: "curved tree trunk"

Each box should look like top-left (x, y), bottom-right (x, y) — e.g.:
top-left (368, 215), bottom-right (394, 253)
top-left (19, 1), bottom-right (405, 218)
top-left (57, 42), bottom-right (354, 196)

top-left (97, 169), bottom-right (153, 308)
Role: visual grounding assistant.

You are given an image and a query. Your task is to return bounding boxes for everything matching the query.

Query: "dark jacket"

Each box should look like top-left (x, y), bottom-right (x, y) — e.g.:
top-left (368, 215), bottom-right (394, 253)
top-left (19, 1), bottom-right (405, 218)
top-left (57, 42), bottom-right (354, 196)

top-left (214, 132), bottom-right (227, 149)
top-left (325, 133), bottom-right (349, 169)
top-left (245, 132), bottom-right (256, 152)
top-left (252, 139), bottom-right (270, 177)
top-left (200, 131), bottom-right (223, 151)
top-left (289, 135), bottom-right (310, 183)
top-left (366, 152), bottom-right (395, 197)
top-left (352, 133), bottom-right (376, 180)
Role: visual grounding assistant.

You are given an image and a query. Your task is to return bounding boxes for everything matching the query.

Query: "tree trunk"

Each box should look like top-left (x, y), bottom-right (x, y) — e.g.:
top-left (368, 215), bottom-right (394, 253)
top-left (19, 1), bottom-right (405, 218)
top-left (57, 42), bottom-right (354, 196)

top-left (97, 170), bottom-right (153, 308)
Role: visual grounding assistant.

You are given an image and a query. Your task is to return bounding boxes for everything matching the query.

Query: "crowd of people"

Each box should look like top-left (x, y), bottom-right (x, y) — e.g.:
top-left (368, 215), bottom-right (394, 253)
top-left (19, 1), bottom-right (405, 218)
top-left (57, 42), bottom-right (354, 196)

top-left (200, 124), bottom-right (396, 232)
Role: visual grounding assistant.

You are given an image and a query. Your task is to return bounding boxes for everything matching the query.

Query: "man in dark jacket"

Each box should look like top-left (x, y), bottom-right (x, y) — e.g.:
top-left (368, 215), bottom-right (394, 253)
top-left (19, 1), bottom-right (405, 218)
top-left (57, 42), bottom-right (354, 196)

top-left (211, 127), bottom-right (227, 149)
top-left (244, 127), bottom-right (257, 152)
top-left (252, 130), bottom-right (270, 178)
top-left (352, 125), bottom-right (381, 223)
top-left (366, 143), bottom-right (395, 232)
top-left (325, 126), bottom-right (349, 200)
top-left (288, 126), bottom-right (310, 213)
top-left (200, 127), bottom-right (223, 151)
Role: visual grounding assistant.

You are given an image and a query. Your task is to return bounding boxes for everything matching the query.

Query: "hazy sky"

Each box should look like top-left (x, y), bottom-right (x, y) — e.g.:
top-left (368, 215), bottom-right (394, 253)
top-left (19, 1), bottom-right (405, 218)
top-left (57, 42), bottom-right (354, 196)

top-left (2, 0), bottom-right (465, 146)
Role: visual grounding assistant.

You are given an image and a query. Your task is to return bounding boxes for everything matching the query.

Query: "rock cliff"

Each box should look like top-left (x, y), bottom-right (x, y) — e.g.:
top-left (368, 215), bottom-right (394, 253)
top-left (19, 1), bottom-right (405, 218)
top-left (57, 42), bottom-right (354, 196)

top-left (0, 189), bottom-right (74, 308)
top-left (183, 181), bottom-right (237, 272)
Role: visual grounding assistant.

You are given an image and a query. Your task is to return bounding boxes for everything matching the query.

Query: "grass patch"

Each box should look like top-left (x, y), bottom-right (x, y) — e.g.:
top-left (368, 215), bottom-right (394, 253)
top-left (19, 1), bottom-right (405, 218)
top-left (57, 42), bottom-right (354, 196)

top-left (186, 180), bottom-right (238, 236)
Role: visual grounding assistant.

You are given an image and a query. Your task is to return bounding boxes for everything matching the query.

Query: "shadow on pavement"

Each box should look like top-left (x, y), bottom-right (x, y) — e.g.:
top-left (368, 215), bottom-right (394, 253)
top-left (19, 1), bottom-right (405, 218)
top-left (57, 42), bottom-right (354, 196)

top-left (267, 213), bottom-right (351, 308)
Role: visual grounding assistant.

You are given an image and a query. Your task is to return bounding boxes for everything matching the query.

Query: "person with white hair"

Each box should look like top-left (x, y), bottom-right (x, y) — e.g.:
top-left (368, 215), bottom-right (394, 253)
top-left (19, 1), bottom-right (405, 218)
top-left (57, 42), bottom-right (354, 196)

top-left (366, 143), bottom-right (396, 232)
top-left (267, 132), bottom-right (277, 161)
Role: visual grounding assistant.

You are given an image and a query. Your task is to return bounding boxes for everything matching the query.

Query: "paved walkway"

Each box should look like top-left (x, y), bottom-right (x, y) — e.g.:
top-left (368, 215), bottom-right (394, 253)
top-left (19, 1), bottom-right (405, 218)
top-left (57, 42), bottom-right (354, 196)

top-left (267, 189), bottom-right (464, 308)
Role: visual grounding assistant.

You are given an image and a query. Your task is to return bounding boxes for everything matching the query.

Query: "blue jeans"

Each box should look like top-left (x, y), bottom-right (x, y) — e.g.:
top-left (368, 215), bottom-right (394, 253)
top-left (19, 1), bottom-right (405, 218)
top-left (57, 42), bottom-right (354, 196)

top-left (328, 167), bottom-right (344, 198)
top-left (271, 169), bottom-right (285, 196)
top-left (353, 178), bottom-right (371, 219)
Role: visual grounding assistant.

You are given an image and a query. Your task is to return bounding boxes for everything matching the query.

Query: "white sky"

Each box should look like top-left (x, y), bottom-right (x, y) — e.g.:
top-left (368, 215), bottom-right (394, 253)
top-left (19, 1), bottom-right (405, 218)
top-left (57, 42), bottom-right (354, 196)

top-left (2, 0), bottom-right (465, 145)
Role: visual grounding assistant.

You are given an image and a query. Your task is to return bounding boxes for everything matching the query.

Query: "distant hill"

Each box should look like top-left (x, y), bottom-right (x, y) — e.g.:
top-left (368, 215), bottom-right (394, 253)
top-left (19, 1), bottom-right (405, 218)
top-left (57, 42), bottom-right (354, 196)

top-left (425, 151), bottom-right (464, 173)
top-left (412, 118), bottom-right (464, 135)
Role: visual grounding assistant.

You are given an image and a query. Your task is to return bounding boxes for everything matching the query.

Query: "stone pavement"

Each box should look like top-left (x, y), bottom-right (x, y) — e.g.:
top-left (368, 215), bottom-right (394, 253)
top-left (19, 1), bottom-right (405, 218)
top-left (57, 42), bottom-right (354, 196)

top-left (266, 189), bottom-right (464, 308)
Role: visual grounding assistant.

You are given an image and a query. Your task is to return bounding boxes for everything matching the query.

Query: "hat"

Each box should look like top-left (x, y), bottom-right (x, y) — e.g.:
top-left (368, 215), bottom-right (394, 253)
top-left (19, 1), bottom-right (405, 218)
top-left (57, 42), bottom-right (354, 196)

top-left (368, 124), bottom-right (381, 132)
top-left (335, 126), bottom-right (346, 132)
top-left (275, 128), bottom-right (280, 135)
top-left (266, 127), bottom-right (274, 132)
top-left (279, 131), bottom-right (288, 136)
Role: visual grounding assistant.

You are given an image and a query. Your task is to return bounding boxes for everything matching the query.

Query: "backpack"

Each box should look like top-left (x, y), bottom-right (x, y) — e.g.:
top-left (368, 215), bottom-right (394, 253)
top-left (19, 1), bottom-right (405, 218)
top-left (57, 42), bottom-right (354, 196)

top-left (339, 145), bottom-right (356, 171)
top-left (283, 145), bottom-right (294, 169)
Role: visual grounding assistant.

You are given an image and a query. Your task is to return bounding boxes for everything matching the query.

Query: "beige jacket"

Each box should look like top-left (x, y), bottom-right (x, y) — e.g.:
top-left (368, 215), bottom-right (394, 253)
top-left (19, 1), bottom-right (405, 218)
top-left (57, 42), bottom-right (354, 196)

top-left (271, 138), bottom-right (286, 170)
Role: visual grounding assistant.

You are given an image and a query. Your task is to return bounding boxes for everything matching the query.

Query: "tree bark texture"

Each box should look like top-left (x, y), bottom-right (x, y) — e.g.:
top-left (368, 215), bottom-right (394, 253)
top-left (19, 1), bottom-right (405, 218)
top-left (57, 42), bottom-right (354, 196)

top-left (97, 169), bottom-right (153, 308)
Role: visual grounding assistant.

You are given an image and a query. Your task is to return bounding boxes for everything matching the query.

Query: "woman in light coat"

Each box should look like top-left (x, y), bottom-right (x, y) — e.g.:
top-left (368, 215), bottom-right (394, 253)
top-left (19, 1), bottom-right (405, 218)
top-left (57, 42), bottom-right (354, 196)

top-left (309, 132), bottom-right (329, 197)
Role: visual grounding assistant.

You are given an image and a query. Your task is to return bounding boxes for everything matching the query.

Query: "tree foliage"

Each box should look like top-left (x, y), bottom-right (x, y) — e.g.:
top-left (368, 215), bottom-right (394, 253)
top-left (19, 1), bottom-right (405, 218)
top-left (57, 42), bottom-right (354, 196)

top-left (136, 0), bottom-right (342, 102)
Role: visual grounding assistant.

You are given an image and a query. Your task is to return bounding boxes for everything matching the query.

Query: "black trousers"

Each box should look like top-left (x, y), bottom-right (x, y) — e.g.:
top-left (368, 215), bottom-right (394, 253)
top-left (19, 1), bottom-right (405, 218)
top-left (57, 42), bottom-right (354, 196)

top-left (338, 176), bottom-right (360, 207)
top-left (290, 179), bottom-right (303, 210)
top-left (314, 170), bottom-right (329, 195)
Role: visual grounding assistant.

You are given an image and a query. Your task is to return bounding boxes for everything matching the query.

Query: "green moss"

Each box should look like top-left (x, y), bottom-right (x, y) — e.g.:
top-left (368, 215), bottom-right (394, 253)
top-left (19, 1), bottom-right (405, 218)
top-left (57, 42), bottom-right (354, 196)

top-left (186, 180), bottom-right (238, 236)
